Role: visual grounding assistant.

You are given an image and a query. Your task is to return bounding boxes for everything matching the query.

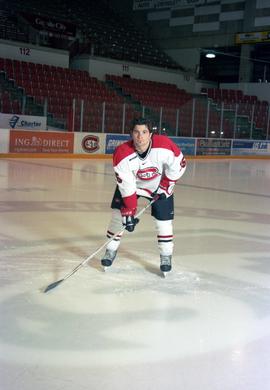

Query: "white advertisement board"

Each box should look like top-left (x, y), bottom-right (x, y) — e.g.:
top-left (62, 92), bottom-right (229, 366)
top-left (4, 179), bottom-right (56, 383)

top-left (74, 132), bottom-right (106, 154)
top-left (0, 129), bottom-right (10, 153)
top-left (0, 113), bottom-right (47, 131)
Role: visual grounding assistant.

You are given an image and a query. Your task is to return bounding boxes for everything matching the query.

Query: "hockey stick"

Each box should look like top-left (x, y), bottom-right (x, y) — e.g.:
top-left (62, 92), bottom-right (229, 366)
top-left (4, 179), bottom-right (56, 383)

top-left (44, 196), bottom-right (158, 293)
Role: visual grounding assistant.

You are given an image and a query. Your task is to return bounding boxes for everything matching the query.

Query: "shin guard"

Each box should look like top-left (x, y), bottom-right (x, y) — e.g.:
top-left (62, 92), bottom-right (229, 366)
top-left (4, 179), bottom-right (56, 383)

top-left (106, 209), bottom-right (123, 251)
top-left (155, 219), bottom-right (174, 256)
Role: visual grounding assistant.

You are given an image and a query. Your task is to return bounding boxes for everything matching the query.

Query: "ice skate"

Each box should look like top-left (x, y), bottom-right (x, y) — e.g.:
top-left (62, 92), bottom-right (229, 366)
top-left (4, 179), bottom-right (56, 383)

top-left (160, 254), bottom-right (172, 276)
top-left (101, 249), bottom-right (117, 271)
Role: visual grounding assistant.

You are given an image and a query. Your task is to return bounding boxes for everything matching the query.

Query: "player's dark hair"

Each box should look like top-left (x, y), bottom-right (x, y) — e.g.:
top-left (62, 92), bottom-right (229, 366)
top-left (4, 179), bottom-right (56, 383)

top-left (130, 117), bottom-right (154, 133)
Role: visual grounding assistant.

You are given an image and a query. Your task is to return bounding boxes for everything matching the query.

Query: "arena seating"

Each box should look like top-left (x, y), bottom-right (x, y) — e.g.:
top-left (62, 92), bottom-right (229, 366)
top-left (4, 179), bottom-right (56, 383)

top-left (106, 75), bottom-right (236, 138)
top-left (2, 0), bottom-right (181, 70)
top-left (0, 9), bottom-right (28, 43)
top-left (1, 56), bottom-right (268, 138)
top-left (201, 87), bottom-right (269, 138)
top-left (0, 57), bottom-right (141, 132)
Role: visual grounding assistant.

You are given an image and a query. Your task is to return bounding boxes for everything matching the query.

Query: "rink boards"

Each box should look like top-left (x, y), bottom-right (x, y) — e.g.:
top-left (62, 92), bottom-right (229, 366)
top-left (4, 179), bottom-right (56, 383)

top-left (0, 129), bottom-right (270, 158)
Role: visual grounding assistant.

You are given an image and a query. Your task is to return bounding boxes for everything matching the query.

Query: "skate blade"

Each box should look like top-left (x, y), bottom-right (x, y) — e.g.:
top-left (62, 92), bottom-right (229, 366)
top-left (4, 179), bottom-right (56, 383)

top-left (162, 271), bottom-right (168, 278)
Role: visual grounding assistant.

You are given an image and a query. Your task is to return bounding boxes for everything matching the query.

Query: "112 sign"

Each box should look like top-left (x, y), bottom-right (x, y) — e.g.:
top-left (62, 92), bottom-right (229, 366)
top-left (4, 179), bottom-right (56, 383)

top-left (19, 47), bottom-right (31, 56)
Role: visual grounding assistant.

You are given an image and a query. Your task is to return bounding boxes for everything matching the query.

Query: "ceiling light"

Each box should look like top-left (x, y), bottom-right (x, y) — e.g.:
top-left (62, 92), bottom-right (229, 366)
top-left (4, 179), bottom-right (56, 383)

top-left (206, 52), bottom-right (216, 59)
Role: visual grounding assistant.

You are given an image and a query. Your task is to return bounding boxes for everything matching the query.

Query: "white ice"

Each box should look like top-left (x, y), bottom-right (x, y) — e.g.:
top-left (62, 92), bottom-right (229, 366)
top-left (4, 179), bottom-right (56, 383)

top-left (0, 157), bottom-right (270, 390)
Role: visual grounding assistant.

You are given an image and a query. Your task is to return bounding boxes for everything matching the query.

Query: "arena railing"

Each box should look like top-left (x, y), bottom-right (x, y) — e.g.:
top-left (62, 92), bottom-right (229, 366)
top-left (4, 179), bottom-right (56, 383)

top-left (18, 96), bottom-right (270, 140)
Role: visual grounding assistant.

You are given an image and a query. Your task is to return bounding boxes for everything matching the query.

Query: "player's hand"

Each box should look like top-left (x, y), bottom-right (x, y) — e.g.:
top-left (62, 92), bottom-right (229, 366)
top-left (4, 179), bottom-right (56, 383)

top-left (122, 215), bottom-right (139, 232)
top-left (121, 208), bottom-right (139, 232)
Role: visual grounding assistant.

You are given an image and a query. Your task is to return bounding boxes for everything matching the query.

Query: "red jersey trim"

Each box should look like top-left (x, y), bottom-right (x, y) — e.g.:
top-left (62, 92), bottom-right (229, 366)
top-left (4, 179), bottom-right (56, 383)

top-left (113, 140), bottom-right (134, 167)
top-left (151, 135), bottom-right (180, 157)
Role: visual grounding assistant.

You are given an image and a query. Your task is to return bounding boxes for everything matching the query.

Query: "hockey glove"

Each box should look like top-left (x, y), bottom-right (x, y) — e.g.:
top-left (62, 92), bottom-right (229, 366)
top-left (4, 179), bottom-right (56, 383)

top-left (157, 175), bottom-right (176, 199)
top-left (121, 207), bottom-right (139, 232)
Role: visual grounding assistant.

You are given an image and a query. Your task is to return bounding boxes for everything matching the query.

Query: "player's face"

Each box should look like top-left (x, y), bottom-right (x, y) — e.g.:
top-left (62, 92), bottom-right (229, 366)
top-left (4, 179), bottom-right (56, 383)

top-left (131, 125), bottom-right (152, 153)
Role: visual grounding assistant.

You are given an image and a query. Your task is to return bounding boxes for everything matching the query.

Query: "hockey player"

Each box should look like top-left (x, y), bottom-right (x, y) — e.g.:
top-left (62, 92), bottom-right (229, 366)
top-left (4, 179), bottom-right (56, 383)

top-left (101, 117), bottom-right (186, 273)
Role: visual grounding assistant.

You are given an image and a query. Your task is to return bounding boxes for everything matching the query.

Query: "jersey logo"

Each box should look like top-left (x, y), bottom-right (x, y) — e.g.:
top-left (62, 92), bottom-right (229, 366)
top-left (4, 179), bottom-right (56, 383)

top-left (137, 167), bottom-right (160, 181)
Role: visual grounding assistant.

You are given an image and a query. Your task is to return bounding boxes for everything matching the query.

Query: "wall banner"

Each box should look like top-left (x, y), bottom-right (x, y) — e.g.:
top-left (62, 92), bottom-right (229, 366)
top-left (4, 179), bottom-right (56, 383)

top-left (133, 0), bottom-right (203, 10)
top-left (0, 113), bottom-right (47, 131)
top-left (196, 138), bottom-right (231, 155)
top-left (73, 132), bottom-right (106, 154)
top-left (105, 134), bottom-right (130, 154)
top-left (232, 140), bottom-right (270, 156)
top-left (170, 136), bottom-right (196, 155)
top-left (20, 12), bottom-right (76, 37)
top-left (235, 31), bottom-right (270, 45)
top-left (133, 0), bottom-right (155, 10)
top-left (9, 130), bottom-right (74, 153)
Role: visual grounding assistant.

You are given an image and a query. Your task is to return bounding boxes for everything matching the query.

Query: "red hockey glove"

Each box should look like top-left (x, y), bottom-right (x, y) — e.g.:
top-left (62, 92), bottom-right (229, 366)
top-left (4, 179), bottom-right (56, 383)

top-left (157, 175), bottom-right (176, 199)
top-left (121, 207), bottom-right (139, 232)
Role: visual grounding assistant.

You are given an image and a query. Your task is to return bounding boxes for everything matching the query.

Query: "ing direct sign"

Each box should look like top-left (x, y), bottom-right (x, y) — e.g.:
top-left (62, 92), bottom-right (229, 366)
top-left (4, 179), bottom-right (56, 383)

top-left (9, 130), bottom-right (74, 153)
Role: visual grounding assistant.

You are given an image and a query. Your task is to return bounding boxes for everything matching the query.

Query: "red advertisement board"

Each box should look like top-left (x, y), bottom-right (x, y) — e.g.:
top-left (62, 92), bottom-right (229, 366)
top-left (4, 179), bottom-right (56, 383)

top-left (9, 131), bottom-right (74, 153)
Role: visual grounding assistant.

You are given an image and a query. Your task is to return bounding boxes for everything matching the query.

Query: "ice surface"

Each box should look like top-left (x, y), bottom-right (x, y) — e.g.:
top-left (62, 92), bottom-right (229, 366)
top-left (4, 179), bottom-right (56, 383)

top-left (0, 158), bottom-right (270, 390)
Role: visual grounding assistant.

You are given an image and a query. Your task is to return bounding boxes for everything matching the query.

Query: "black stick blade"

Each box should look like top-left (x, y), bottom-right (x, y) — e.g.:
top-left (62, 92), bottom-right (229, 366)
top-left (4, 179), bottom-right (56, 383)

top-left (44, 278), bottom-right (64, 293)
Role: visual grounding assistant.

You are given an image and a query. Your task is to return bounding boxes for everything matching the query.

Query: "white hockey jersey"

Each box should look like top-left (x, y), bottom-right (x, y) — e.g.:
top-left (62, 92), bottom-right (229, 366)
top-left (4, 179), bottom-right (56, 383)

top-left (113, 134), bottom-right (186, 210)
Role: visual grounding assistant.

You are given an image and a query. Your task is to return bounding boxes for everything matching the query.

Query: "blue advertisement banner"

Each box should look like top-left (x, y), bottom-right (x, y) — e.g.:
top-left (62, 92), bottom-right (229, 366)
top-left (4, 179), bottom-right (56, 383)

top-left (196, 138), bottom-right (231, 156)
top-left (105, 134), bottom-right (130, 154)
top-left (232, 140), bottom-right (270, 156)
top-left (170, 137), bottom-right (196, 156)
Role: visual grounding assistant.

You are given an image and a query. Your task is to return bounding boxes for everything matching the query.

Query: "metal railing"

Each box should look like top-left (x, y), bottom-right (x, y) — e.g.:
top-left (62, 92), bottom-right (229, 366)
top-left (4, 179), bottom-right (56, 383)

top-left (32, 96), bottom-right (268, 140)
